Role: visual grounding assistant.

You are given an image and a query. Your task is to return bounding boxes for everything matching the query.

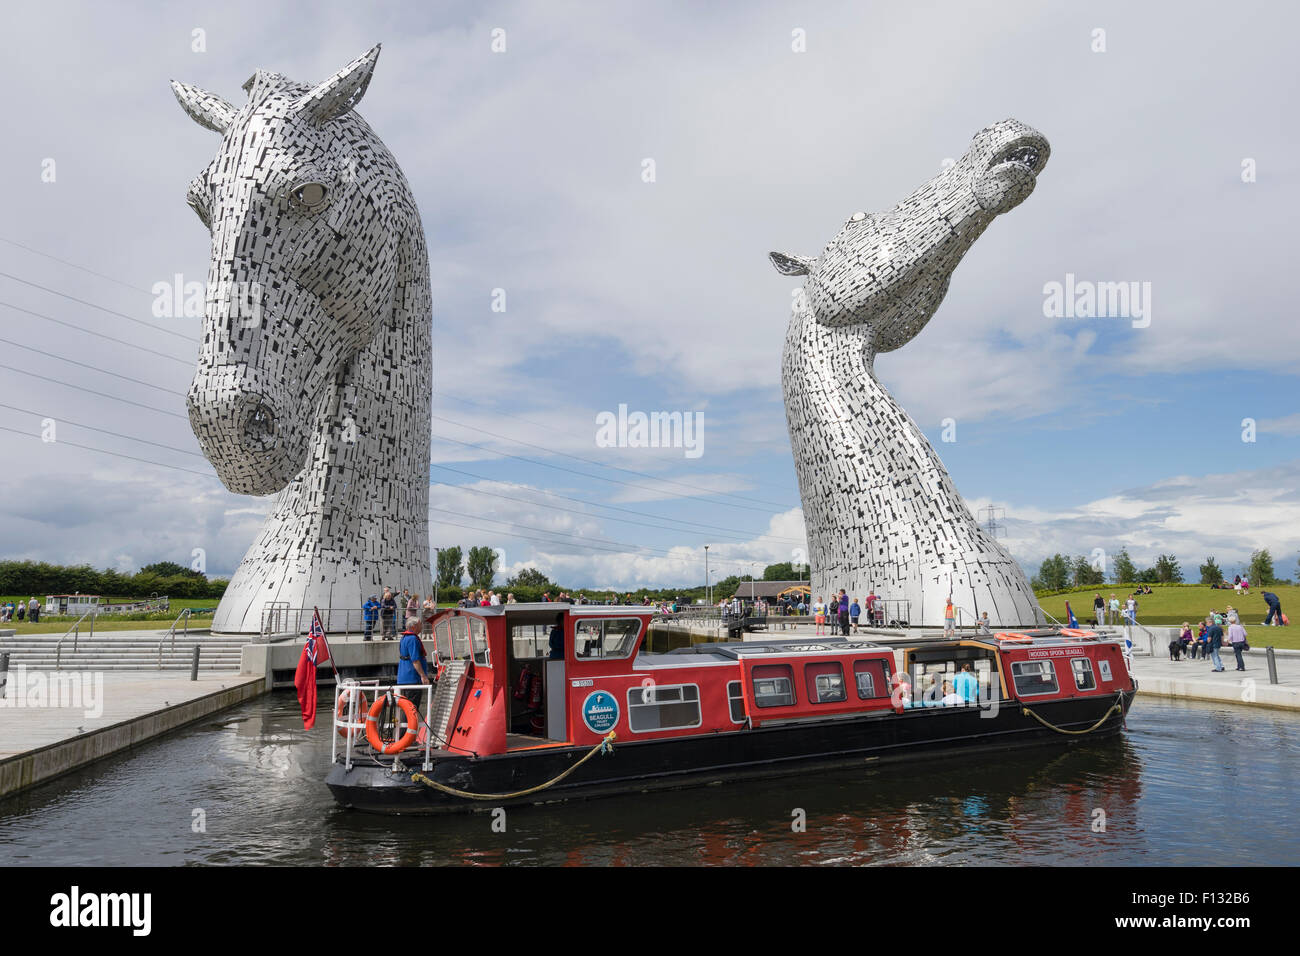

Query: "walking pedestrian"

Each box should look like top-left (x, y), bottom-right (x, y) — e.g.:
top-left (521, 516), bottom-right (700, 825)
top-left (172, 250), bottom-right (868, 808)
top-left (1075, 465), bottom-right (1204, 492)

top-left (1227, 619), bottom-right (1249, 671)
top-left (1108, 593), bottom-right (1120, 626)
top-left (838, 590), bottom-right (850, 636)
top-left (1093, 592), bottom-right (1105, 627)
top-left (850, 597), bottom-right (861, 634)
top-left (362, 594), bottom-right (379, 641)
top-left (813, 596), bottom-right (826, 636)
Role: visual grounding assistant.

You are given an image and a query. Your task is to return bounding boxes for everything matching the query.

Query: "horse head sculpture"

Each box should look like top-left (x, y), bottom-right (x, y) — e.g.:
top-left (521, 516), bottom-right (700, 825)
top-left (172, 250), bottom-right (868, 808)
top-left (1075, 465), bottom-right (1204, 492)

top-left (173, 45), bottom-right (432, 633)
top-left (772, 120), bottom-right (1049, 628)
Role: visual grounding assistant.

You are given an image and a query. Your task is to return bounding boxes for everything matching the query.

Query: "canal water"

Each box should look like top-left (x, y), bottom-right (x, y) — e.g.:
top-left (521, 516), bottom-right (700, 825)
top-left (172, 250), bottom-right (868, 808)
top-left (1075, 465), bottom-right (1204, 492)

top-left (1, 692), bottom-right (1296, 866)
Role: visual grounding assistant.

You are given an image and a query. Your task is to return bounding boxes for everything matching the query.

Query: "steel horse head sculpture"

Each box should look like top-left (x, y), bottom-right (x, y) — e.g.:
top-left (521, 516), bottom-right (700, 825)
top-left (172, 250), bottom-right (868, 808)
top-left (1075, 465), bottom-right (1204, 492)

top-left (772, 119), bottom-right (1049, 627)
top-left (173, 45), bottom-right (431, 633)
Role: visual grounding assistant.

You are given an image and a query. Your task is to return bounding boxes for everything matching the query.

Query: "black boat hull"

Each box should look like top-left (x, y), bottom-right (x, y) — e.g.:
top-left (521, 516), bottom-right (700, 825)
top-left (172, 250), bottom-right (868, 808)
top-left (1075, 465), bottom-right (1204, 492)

top-left (326, 689), bottom-right (1137, 815)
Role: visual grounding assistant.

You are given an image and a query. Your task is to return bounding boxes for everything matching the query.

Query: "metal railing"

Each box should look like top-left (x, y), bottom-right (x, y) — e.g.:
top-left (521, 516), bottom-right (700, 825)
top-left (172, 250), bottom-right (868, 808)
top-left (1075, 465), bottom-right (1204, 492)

top-left (158, 608), bottom-right (193, 669)
top-left (53, 609), bottom-right (97, 670)
top-left (260, 604), bottom-right (442, 642)
top-left (333, 678), bottom-right (441, 774)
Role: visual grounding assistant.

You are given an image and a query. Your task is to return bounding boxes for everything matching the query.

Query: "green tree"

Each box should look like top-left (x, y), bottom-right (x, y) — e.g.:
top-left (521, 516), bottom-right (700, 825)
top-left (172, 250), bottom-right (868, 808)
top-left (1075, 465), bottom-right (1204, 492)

top-left (435, 546), bottom-right (463, 589)
top-left (1034, 554), bottom-right (1070, 591)
top-left (507, 567), bottom-right (554, 590)
top-left (763, 561), bottom-right (797, 581)
top-left (1153, 554), bottom-right (1183, 584)
top-left (1247, 548), bottom-right (1275, 586)
top-left (139, 561), bottom-right (203, 579)
top-left (1198, 556), bottom-right (1223, 586)
top-left (466, 545), bottom-right (497, 589)
top-left (713, 574), bottom-right (741, 600)
top-left (1072, 555), bottom-right (1105, 587)
top-left (1112, 548), bottom-right (1137, 584)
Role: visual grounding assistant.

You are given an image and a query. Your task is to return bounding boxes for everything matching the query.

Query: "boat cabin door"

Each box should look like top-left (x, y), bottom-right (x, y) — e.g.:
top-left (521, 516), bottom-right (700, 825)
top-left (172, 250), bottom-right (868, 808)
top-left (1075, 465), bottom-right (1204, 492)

top-left (545, 658), bottom-right (566, 741)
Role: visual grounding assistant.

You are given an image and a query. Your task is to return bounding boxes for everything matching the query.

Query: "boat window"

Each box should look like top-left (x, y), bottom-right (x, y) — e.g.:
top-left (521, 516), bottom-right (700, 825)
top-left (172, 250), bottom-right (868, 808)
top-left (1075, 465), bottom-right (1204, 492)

top-left (627, 684), bottom-right (701, 732)
top-left (1071, 658), bottom-right (1095, 690)
top-left (752, 664), bottom-right (796, 708)
top-left (510, 624), bottom-right (550, 659)
top-left (448, 616), bottom-right (472, 661)
top-left (469, 615), bottom-right (491, 667)
top-left (434, 619), bottom-right (452, 659)
top-left (574, 618), bottom-right (642, 660)
top-left (727, 680), bottom-right (746, 724)
top-left (853, 659), bottom-right (890, 699)
top-left (1010, 660), bottom-right (1059, 696)
top-left (805, 662), bottom-right (846, 703)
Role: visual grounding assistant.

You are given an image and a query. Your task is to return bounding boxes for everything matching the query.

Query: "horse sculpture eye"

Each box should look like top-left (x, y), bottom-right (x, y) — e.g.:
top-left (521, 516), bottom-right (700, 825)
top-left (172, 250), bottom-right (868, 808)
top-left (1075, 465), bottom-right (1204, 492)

top-left (290, 181), bottom-right (329, 211)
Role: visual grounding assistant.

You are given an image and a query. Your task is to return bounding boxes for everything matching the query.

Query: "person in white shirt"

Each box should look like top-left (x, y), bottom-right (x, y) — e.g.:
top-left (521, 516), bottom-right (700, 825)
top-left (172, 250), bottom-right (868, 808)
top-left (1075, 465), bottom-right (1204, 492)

top-left (813, 597), bottom-right (827, 635)
top-left (940, 680), bottom-right (964, 706)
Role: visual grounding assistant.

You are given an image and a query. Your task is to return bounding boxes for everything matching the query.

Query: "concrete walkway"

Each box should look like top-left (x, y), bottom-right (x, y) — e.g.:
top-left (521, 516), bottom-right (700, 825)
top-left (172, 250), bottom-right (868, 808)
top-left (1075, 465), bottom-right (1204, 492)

top-left (1127, 648), bottom-right (1298, 710)
top-left (0, 670), bottom-right (263, 798)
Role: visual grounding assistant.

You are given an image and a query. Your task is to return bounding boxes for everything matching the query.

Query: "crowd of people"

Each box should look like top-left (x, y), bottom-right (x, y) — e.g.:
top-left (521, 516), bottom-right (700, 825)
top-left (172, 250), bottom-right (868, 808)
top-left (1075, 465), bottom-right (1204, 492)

top-left (0, 598), bottom-right (42, 623)
top-left (1168, 606), bottom-right (1254, 672)
top-left (808, 590), bottom-right (887, 635)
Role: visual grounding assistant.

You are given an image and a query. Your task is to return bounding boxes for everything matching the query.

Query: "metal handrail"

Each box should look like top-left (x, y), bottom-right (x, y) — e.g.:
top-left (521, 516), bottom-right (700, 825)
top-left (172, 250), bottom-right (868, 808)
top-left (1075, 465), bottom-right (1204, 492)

top-left (158, 608), bottom-right (193, 669)
top-left (54, 609), bottom-right (97, 670)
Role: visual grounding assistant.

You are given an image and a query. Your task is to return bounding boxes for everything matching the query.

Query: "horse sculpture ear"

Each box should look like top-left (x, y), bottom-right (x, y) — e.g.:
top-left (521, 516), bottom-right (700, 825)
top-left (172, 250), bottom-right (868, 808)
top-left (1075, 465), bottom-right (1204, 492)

top-left (296, 44), bottom-right (382, 125)
top-left (769, 251), bottom-right (814, 276)
top-left (170, 80), bottom-right (237, 134)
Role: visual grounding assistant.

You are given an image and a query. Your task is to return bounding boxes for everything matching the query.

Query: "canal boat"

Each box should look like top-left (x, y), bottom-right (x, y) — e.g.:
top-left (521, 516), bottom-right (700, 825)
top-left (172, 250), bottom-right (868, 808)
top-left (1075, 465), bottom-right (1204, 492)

top-left (325, 604), bottom-right (1137, 815)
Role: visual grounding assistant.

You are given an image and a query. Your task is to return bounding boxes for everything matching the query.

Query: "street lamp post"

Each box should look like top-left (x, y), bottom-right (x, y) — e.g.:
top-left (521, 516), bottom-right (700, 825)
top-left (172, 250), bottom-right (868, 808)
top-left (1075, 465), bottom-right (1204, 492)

top-left (433, 547), bottom-right (442, 608)
top-left (704, 545), bottom-right (710, 606)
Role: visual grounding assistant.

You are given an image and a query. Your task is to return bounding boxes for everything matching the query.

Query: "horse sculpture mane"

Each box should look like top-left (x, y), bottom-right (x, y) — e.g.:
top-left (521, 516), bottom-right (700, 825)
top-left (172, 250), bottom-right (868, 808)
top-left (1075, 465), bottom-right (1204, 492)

top-left (773, 120), bottom-right (1049, 628)
top-left (173, 45), bottom-right (431, 634)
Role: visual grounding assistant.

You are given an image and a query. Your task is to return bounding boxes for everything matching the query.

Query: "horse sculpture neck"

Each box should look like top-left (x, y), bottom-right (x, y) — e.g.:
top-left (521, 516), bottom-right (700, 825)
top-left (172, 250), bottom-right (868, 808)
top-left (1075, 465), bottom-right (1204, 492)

top-left (782, 299), bottom-right (1040, 629)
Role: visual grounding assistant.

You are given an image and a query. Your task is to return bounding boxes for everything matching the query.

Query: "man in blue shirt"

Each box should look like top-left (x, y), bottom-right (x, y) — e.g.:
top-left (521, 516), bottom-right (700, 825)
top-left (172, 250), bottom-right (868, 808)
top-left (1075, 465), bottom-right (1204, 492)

top-left (362, 595), bottom-right (380, 641)
top-left (1207, 619), bottom-right (1226, 672)
top-left (953, 662), bottom-right (980, 703)
top-left (1262, 591), bottom-right (1283, 626)
top-left (397, 617), bottom-right (431, 713)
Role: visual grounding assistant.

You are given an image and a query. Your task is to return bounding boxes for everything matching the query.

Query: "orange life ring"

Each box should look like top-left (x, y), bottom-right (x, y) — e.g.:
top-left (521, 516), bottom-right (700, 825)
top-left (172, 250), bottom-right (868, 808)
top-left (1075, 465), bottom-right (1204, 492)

top-left (1059, 628), bottom-right (1095, 638)
top-left (336, 686), bottom-right (370, 740)
top-left (995, 632), bottom-right (1034, 643)
top-left (365, 694), bottom-right (420, 755)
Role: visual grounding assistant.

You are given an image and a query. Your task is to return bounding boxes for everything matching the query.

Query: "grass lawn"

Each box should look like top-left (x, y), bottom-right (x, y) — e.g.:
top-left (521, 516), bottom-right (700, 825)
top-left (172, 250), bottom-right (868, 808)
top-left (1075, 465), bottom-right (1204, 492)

top-left (1037, 584), bottom-right (1300, 648)
top-left (0, 595), bottom-right (217, 635)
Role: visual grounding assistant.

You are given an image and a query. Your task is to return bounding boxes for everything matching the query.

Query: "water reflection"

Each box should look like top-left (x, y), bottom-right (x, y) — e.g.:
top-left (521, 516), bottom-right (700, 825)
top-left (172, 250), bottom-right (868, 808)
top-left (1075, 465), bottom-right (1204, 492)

top-left (1, 692), bottom-right (1296, 866)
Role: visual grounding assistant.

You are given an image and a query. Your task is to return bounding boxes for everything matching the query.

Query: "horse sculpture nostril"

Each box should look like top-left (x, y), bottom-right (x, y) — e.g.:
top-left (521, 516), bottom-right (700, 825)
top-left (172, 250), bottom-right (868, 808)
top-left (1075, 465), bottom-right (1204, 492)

top-left (244, 404), bottom-right (278, 450)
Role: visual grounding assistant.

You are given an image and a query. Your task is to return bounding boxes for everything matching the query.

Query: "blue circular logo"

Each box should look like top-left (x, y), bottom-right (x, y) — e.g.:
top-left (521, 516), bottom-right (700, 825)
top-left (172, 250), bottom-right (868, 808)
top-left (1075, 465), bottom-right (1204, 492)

top-left (581, 690), bottom-right (619, 734)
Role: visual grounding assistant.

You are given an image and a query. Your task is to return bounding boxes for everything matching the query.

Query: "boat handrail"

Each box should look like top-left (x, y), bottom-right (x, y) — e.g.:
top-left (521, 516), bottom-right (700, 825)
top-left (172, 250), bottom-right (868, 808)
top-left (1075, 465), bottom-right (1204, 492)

top-left (54, 609), bottom-right (98, 670)
top-left (333, 679), bottom-right (441, 773)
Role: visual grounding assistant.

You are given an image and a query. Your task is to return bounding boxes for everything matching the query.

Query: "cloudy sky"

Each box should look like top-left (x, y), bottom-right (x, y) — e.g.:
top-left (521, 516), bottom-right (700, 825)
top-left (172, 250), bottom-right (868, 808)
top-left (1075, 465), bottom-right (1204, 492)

top-left (1, 0), bottom-right (1297, 590)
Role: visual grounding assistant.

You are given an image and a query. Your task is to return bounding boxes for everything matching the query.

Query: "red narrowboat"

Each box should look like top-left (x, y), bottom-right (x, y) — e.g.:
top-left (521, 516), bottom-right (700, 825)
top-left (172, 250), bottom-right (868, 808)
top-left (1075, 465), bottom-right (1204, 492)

top-left (325, 604), bottom-right (1137, 814)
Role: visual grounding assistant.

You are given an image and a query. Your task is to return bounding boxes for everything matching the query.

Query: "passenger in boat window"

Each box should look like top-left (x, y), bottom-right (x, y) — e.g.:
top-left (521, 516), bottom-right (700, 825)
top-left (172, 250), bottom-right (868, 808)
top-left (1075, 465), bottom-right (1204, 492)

top-left (548, 612), bottom-right (564, 660)
top-left (921, 674), bottom-right (941, 706)
top-left (891, 670), bottom-right (913, 709)
top-left (941, 680), bottom-right (964, 706)
top-left (953, 663), bottom-right (980, 703)
top-left (850, 597), bottom-right (861, 633)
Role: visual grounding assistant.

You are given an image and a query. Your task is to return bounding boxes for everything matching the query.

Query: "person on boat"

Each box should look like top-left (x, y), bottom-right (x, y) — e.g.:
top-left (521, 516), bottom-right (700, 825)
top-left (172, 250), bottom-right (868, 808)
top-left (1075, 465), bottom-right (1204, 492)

top-left (548, 612), bottom-right (565, 660)
top-left (1207, 616), bottom-right (1226, 672)
top-left (890, 670), bottom-right (913, 710)
top-left (953, 663), bottom-right (980, 702)
top-left (941, 680), bottom-right (964, 706)
top-left (362, 594), bottom-right (380, 641)
top-left (397, 616), bottom-right (431, 711)
top-left (943, 598), bottom-right (955, 637)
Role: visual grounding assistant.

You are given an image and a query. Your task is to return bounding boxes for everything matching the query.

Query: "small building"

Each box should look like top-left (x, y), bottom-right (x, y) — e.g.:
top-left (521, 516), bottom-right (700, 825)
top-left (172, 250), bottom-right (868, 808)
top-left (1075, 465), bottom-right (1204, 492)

top-left (728, 581), bottom-right (810, 603)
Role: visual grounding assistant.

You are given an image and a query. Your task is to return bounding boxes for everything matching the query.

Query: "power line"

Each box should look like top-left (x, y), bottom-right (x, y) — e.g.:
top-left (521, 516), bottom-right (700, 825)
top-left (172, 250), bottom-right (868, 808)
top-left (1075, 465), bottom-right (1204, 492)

top-left (0, 236), bottom-right (157, 295)
top-left (0, 423), bottom-right (214, 479)
top-left (0, 334), bottom-right (186, 396)
top-left (0, 270), bottom-right (197, 344)
top-left (0, 401), bottom-right (206, 459)
top-left (430, 393), bottom-right (795, 508)
top-left (0, 367), bottom-right (188, 420)
top-left (431, 462), bottom-right (802, 544)
top-left (426, 506), bottom-right (680, 558)
top-left (0, 300), bottom-right (194, 366)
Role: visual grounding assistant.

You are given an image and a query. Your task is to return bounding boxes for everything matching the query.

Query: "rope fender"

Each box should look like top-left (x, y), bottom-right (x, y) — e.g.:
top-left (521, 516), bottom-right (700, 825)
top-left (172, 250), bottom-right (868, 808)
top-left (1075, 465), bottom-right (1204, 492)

top-left (410, 731), bottom-right (617, 801)
top-left (1022, 695), bottom-right (1125, 735)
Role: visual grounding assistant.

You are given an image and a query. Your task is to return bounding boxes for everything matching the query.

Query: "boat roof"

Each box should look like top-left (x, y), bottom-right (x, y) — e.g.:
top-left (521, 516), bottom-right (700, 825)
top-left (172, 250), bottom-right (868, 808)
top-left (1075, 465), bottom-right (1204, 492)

top-left (664, 637), bottom-right (891, 662)
top-left (446, 603), bottom-right (656, 625)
